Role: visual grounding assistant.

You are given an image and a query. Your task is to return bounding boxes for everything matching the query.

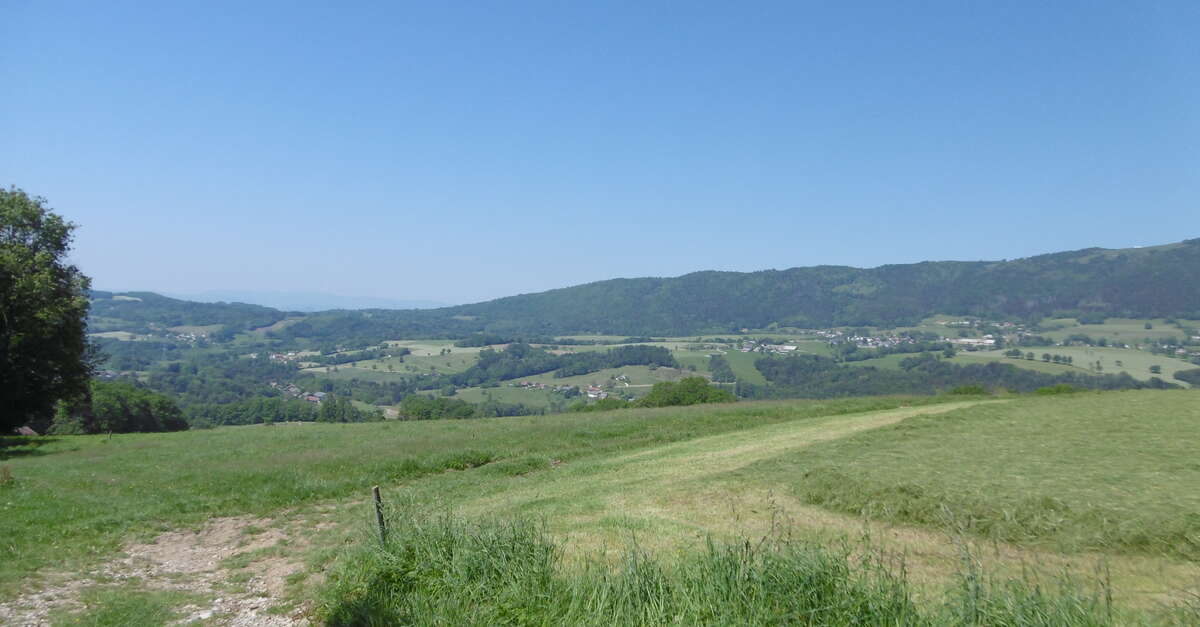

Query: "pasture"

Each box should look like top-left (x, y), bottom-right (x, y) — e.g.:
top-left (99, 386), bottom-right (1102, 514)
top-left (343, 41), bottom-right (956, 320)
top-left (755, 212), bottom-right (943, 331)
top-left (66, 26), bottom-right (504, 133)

top-left (4, 390), bottom-right (1199, 624)
top-left (718, 349), bottom-right (769, 385)
top-left (1, 396), bottom-right (945, 597)
top-left (1040, 318), bottom-right (1195, 344)
top-left (853, 347), bottom-right (1195, 386)
top-left (1010, 346), bottom-right (1194, 384)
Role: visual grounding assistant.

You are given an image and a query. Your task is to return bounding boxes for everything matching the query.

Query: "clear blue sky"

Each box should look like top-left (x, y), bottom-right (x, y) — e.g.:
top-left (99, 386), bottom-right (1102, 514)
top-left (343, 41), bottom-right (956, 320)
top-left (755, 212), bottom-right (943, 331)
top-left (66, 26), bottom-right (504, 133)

top-left (3, 1), bottom-right (1197, 305)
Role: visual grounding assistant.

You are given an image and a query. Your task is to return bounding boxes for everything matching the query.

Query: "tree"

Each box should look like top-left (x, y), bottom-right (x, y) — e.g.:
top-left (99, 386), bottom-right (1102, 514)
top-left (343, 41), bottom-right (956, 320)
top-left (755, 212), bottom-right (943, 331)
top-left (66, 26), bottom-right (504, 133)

top-left (636, 377), bottom-right (736, 408)
top-left (50, 381), bottom-right (187, 434)
top-left (1, 188), bottom-right (94, 432)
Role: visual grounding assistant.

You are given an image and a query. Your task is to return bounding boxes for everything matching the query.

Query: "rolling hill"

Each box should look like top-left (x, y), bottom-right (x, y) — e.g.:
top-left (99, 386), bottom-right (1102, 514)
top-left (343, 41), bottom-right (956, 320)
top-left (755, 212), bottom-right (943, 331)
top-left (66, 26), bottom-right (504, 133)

top-left (92, 239), bottom-right (1200, 339)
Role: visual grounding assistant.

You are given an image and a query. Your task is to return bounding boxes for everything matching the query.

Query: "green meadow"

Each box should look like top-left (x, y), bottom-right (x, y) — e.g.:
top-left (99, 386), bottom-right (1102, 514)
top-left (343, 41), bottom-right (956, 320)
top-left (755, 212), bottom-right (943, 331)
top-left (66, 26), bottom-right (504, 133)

top-left (1040, 318), bottom-right (1197, 344)
top-left (4, 390), bottom-right (1200, 624)
top-left (854, 347), bottom-right (1195, 386)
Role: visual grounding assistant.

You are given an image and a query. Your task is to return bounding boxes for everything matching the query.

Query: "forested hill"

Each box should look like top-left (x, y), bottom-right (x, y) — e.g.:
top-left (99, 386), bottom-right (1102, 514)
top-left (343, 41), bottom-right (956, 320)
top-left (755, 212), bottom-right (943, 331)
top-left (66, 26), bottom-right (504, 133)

top-left (93, 239), bottom-right (1200, 339)
top-left (429, 239), bottom-right (1200, 334)
top-left (89, 291), bottom-right (286, 334)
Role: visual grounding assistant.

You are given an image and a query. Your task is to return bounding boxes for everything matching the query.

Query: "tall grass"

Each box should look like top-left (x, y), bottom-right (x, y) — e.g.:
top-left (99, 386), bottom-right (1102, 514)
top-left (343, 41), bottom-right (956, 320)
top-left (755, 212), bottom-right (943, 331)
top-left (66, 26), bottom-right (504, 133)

top-left (318, 506), bottom-right (1141, 626)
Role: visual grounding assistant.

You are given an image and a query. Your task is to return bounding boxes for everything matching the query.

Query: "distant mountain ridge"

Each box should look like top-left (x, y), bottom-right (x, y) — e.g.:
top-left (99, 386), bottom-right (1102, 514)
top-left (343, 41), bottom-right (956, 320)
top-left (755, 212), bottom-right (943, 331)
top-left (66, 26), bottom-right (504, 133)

top-left (92, 239), bottom-right (1200, 339)
top-left (162, 290), bottom-right (450, 312)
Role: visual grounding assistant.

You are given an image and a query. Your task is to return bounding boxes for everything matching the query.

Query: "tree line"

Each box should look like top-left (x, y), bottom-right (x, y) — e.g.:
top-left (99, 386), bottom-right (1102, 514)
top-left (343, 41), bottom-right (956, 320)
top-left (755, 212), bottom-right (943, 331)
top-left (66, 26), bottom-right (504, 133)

top-left (744, 352), bottom-right (1175, 399)
top-left (430, 344), bottom-right (678, 389)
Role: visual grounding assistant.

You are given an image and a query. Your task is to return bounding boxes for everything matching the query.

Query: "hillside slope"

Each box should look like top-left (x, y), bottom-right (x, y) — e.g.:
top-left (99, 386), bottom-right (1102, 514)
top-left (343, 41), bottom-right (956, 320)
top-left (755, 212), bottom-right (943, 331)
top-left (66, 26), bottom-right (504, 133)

top-left (94, 239), bottom-right (1200, 338)
top-left (445, 239), bottom-right (1200, 333)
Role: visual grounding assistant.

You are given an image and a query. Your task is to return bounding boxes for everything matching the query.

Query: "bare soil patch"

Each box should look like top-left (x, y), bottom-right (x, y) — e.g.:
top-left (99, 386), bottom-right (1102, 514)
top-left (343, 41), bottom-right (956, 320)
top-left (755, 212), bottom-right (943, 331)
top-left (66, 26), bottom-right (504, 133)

top-left (0, 514), bottom-right (318, 626)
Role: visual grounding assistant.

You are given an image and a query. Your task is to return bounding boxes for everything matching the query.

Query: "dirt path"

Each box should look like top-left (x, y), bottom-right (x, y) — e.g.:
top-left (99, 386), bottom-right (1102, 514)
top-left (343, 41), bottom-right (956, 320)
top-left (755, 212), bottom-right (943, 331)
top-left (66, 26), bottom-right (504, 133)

top-left (0, 510), bottom-right (337, 626)
top-left (466, 400), bottom-right (998, 515)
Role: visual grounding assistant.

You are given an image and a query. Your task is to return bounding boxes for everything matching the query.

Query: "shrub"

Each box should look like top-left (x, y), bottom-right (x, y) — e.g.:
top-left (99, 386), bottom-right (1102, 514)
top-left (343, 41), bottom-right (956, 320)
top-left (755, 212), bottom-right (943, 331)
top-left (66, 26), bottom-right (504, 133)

top-left (635, 377), bottom-right (736, 408)
top-left (1035, 384), bottom-right (1081, 395)
top-left (1173, 368), bottom-right (1200, 385)
top-left (946, 384), bottom-right (988, 395)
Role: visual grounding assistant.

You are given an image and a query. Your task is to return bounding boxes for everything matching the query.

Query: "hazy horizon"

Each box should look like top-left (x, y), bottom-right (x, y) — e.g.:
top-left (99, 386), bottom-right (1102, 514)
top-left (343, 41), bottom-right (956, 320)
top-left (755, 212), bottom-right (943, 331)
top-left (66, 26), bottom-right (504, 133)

top-left (89, 236), bottom-right (1196, 310)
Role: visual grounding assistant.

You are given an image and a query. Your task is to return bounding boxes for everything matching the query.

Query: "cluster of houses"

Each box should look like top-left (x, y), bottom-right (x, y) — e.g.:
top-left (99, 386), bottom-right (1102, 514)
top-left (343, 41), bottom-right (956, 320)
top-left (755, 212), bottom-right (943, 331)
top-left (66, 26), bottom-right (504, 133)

top-left (167, 331), bottom-right (206, 343)
top-left (586, 385), bottom-right (609, 399)
top-left (269, 352), bottom-right (302, 362)
top-left (948, 337), bottom-right (997, 348)
top-left (842, 335), bottom-right (907, 349)
top-left (740, 342), bottom-right (799, 354)
top-left (269, 381), bottom-right (326, 404)
top-left (510, 381), bottom-right (579, 393)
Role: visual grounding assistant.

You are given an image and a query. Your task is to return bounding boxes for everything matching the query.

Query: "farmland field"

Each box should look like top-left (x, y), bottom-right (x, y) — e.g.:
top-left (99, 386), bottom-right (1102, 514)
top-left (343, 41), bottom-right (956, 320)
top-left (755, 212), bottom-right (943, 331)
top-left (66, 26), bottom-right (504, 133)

top-left (1040, 317), bottom-right (1197, 344)
top-left (3, 391), bottom-right (1198, 624)
top-left (852, 347), bottom-right (1195, 386)
top-left (718, 350), bottom-right (769, 385)
top-left (445, 385), bottom-right (558, 407)
top-left (446, 365), bottom-right (701, 409)
top-left (999, 346), bottom-right (1194, 385)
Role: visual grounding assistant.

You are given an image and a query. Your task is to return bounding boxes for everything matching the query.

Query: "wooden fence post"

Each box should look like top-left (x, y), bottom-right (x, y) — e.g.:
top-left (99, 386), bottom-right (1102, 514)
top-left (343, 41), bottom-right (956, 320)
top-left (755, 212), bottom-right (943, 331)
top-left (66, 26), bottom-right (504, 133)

top-left (372, 485), bottom-right (387, 544)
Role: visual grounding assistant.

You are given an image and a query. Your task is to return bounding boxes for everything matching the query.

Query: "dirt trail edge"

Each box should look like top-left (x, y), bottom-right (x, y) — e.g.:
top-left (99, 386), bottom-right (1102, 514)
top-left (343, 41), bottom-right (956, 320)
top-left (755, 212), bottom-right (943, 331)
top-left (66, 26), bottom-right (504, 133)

top-left (0, 510), bottom-right (337, 626)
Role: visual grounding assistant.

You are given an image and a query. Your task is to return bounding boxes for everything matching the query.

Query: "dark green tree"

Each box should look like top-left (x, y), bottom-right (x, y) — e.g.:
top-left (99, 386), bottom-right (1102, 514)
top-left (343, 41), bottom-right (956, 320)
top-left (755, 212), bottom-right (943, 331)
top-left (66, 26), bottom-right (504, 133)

top-left (1, 188), bottom-right (94, 433)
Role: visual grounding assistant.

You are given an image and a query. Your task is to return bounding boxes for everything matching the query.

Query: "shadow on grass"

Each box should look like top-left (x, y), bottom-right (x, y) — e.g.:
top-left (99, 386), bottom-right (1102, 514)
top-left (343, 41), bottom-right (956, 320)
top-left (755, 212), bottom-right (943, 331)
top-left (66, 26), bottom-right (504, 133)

top-left (0, 436), bottom-right (61, 460)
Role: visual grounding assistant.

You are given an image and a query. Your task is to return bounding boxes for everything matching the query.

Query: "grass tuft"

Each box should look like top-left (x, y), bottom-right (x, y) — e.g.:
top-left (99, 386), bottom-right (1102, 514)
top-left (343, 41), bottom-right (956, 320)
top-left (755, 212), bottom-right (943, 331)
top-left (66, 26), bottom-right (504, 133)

top-left (49, 585), bottom-right (194, 627)
top-left (317, 506), bottom-right (1144, 626)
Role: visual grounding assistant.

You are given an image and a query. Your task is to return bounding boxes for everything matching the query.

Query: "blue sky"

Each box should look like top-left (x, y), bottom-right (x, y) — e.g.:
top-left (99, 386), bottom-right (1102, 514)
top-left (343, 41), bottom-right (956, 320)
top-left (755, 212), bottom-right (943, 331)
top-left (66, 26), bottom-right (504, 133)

top-left (3, 1), bottom-right (1197, 305)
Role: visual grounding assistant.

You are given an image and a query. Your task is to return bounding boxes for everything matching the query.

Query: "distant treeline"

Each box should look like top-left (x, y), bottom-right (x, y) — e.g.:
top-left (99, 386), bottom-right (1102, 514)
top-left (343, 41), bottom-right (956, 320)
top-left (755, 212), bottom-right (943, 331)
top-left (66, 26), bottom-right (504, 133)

top-left (95, 337), bottom-right (188, 371)
top-left (432, 344), bottom-right (677, 388)
top-left (1174, 368), bottom-right (1200, 385)
top-left (307, 346), bottom-right (411, 366)
top-left (568, 378), bottom-right (735, 412)
top-left (89, 291), bottom-right (284, 333)
top-left (185, 395), bottom-right (384, 428)
top-left (453, 333), bottom-right (666, 347)
top-left (142, 352), bottom-right (297, 407)
top-left (397, 395), bottom-right (544, 420)
top-left (708, 355), bottom-right (736, 382)
top-left (743, 353), bottom-right (1175, 399)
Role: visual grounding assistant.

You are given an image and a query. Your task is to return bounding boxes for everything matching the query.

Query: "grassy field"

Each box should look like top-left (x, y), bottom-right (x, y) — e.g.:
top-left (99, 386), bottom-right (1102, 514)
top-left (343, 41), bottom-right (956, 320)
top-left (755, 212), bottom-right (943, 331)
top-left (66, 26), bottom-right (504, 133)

top-left (444, 385), bottom-right (559, 408)
top-left (1040, 318), bottom-right (1196, 344)
top-left (301, 350), bottom-right (479, 381)
top-left (5, 391), bottom-right (1199, 623)
top-left (719, 350), bottom-right (769, 385)
top-left (524, 365), bottom-right (695, 388)
top-left (88, 330), bottom-right (138, 341)
top-left (671, 349), bottom-right (715, 373)
top-left (755, 391), bottom-right (1200, 556)
top-left (950, 351), bottom-right (1083, 374)
top-left (436, 366), bottom-right (702, 409)
top-left (853, 351), bottom-right (1088, 376)
top-left (850, 347), bottom-right (1196, 386)
top-left (1, 396), bottom-right (949, 597)
top-left (1007, 346), bottom-right (1194, 384)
